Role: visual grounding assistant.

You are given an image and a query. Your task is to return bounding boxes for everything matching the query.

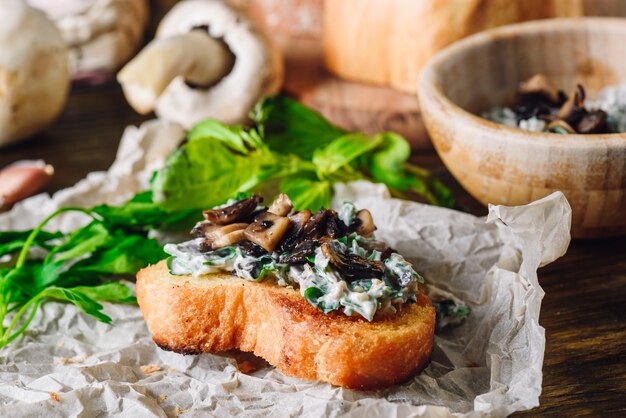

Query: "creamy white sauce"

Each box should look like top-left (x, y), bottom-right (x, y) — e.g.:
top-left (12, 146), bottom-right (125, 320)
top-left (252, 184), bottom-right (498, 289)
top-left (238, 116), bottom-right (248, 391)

top-left (164, 206), bottom-right (424, 321)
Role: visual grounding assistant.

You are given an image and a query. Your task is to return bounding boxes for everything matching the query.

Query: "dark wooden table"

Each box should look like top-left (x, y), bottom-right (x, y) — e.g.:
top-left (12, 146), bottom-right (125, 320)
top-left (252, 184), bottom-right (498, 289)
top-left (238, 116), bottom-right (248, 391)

top-left (1, 80), bottom-right (624, 417)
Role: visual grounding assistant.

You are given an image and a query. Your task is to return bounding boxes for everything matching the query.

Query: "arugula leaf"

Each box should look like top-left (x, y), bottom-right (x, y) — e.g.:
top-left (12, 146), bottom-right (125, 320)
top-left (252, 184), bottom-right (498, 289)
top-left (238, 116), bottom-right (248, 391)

top-left (280, 176), bottom-right (332, 212)
top-left (71, 235), bottom-right (164, 275)
top-left (71, 282), bottom-right (136, 304)
top-left (251, 96), bottom-right (346, 160)
top-left (46, 221), bottom-right (112, 263)
top-left (40, 287), bottom-right (113, 323)
top-left (0, 284), bottom-right (122, 348)
top-left (92, 192), bottom-right (198, 230)
top-left (0, 206), bottom-right (161, 350)
top-left (0, 230), bottom-right (62, 258)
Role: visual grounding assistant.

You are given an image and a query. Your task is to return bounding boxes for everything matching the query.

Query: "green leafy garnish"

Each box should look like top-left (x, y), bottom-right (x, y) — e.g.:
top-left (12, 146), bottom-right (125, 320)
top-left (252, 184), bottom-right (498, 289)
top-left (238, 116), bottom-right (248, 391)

top-left (0, 207), bottom-right (163, 350)
top-left (151, 95), bottom-right (454, 212)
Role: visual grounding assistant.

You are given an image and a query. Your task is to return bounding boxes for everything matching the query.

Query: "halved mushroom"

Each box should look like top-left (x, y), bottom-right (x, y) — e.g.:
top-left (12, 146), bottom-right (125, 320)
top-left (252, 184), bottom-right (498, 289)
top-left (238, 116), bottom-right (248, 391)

top-left (244, 212), bottom-right (291, 252)
top-left (321, 241), bottom-right (384, 282)
top-left (518, 74), bottom-right (560, 104)
top-left (202, 195), bottom-right (262, 225)
top-left (238, 240), bottom-right (268, 257)
top-left (118, 0), bottom-right (283, 127)
top-left (268, 193), bottom-right (293, 216)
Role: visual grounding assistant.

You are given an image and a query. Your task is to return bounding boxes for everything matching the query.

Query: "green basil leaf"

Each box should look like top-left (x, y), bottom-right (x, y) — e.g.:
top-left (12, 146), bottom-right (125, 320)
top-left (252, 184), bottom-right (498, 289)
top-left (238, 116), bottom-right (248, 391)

top-left (188, 119), bottom-right (251, 154)
top-left (251, 95), bottom-right (345, 160)
top-left (312, 133), bottom-right (383, 177)
top-left (368, 132), bottom-right (411, 180)
top-left (152, 138), bottom-right (269, 212)
top-left (367, 132), bottom-right (455, 207)
top-left (280, 176), bottom-right (332, 212)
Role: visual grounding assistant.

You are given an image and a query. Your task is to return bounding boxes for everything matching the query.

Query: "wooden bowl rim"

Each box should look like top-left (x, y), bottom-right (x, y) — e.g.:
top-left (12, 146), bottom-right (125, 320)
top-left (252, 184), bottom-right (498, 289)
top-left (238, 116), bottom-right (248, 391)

top-left (419, 17), bottom-right (626, 146)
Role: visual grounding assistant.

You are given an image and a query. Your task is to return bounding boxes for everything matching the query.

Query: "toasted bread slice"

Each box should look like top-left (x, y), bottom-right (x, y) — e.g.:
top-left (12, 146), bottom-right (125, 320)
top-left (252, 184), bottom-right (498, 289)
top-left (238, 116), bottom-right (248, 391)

top-left (136, 260), bottom-right (435, 390)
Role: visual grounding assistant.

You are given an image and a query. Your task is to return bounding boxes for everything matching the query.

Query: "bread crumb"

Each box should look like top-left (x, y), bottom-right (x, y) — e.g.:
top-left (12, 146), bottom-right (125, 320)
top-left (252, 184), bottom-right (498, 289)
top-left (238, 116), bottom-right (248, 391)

top-left (140, 364), bottom-right (162, 374)
top-left (173, 406), bottom-right (186, 417)
top-left (50, 392), bottom-right (60, 403)
top-left (167, 367), bottom-right (178, 373)
top-left (158, 394), bottom-right (167, 403)
top-left (237, 360), bottom-right (257, 374)
top-left (58, 357), bottom-right (82, 365)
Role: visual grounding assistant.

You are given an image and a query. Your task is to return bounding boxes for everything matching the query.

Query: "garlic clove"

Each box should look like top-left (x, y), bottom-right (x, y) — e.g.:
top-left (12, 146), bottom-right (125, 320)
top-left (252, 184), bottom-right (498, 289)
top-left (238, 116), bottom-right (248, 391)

top-left (0, 160), bottom-right (54, 207)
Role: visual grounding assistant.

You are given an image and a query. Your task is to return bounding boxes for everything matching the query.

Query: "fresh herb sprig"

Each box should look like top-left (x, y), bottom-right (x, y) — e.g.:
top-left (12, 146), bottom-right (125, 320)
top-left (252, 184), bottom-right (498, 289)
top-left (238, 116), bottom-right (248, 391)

top-left (0, 207), bottom-right (164, 349)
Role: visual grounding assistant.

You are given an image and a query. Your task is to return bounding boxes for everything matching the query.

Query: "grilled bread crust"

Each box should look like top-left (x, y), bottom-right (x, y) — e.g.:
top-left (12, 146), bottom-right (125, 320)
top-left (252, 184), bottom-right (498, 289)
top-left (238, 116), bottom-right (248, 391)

top-left (136, 261), bottom-right (435, 390)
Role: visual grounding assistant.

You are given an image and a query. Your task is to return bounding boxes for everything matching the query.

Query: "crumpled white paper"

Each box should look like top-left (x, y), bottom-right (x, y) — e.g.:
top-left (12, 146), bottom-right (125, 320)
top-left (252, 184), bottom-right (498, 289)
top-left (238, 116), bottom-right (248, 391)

top-left (0, 120), bottom-right (571, 417)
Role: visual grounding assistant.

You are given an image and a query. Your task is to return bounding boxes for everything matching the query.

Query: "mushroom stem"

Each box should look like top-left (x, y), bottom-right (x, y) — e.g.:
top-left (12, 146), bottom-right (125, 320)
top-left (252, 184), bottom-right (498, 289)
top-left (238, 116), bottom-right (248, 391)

top-left (117, 30), bottom-right (235, 114)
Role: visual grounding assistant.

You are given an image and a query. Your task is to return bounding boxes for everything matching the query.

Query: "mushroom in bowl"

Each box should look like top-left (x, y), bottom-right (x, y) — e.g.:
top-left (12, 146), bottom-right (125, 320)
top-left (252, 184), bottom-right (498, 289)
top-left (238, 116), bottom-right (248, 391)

top-left (418, 18), bottom-right (626, 239)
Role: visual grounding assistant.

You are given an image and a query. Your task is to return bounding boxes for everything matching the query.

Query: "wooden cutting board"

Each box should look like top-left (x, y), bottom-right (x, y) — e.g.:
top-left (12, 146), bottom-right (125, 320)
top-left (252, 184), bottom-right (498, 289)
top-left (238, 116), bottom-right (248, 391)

top-left (271, 34), bottom-right (432, 150)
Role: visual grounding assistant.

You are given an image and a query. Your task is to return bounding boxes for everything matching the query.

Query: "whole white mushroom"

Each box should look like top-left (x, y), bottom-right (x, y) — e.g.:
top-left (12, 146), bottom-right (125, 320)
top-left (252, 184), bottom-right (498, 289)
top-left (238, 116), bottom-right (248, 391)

top-left (27, 0), bottom-right (149, 79)
top-left (118, 0), bottom-right (283, 128)
top-left (0, 0), bottom-right (70, 147)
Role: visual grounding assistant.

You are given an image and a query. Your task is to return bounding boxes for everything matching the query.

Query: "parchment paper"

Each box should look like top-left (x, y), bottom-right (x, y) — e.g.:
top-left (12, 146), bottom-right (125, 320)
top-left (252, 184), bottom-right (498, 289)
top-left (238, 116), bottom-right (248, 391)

top-left (0, 120), bottom-right (571, 417)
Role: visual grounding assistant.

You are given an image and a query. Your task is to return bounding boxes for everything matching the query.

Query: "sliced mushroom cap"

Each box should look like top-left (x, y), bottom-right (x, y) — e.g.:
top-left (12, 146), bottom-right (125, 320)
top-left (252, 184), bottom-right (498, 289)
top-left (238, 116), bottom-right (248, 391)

top-left (576, 110), bottom-right (609, 134)
top-left (518, 74), bottom-right (560, 104)
top-left (211, 224), bottom-right (248, 249)
top-left (279, 239), bottom-right (319, 264)
top-left (244, 212), bottom-right (291, 252)
top-left (196, 222), bottom-right (248, 250)
top-left (202, 195), bottom-right (262, 225)
top-left (301, 209), bottom-right (331, 240)
top-left (321, 241), bottom-right (384, 282)
top-left (326, 210), bottom-right (347, 239)
top-left (268, 193), bottom-right (293, 216)
top-left (278, 209), bottom-right (312, 252)
top-left (556, 84), bottom-right (586, 124)
top-left (238, 240), bottom-right (268, 257)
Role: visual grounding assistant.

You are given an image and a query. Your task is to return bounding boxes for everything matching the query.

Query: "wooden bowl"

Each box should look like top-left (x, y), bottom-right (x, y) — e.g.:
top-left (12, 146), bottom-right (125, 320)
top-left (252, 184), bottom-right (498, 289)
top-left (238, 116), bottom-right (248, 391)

top-left (418, 18), bottom-right (626, 238)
